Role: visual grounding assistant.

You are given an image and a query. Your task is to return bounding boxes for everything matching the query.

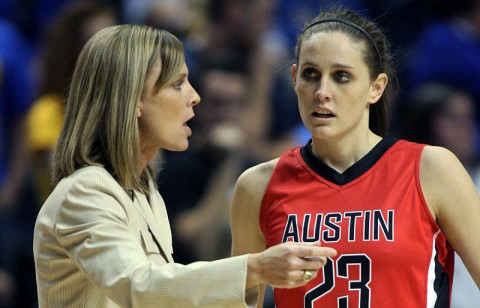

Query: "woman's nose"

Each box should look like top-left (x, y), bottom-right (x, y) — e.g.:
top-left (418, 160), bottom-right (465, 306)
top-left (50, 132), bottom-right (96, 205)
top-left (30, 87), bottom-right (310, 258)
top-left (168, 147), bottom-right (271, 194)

top-left (314, 78), bottom-right (332, 102)
top-left (190, 85), bottom-right (201, 106)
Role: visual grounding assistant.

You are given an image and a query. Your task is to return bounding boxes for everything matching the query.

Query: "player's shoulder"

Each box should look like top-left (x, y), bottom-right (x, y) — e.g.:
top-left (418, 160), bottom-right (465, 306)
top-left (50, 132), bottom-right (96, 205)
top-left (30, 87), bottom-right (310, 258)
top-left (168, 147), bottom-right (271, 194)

top-left (419, 145), bottom-right (467, 204)
top-left (243, 158), bottom-right (279, 177)
top-left (420, 145), bottom-right (462, 175)
top-left (236, 158), bottom-right (279, 193)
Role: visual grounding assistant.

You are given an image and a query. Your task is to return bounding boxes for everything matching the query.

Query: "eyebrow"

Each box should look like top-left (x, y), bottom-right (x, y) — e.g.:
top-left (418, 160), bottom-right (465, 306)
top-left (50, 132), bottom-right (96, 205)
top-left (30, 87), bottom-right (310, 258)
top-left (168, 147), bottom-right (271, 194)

top-left (175, 72), bottom-right (188, 81)
top-left (301, 61), bottom-right (354, 70)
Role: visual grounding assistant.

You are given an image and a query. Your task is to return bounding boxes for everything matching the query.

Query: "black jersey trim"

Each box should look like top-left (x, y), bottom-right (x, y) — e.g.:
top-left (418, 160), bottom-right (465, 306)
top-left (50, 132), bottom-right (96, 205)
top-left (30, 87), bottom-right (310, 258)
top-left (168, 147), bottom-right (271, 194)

top-left (300, 135), bottom-right (399, 186)
top-left (433, 246), bottom-right (450, 308)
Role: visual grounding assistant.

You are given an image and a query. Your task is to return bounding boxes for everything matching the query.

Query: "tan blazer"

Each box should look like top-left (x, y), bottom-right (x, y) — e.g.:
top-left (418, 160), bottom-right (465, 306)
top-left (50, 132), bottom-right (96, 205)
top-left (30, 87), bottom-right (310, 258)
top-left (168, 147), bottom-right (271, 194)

top-left (33, 166), bottom-right (257, 307)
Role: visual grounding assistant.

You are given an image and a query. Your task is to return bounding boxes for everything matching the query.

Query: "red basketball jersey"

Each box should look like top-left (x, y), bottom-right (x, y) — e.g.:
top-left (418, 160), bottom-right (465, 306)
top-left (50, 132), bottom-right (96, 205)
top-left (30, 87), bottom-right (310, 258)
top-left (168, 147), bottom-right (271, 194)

top-left (260, 136), bottom-right (454, 308)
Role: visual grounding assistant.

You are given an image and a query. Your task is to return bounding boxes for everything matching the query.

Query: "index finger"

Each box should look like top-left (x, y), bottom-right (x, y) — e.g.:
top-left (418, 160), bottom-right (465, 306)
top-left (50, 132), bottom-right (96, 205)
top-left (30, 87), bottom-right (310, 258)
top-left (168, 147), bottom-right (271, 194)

top-left (292, 243), bottom-right (337, 258)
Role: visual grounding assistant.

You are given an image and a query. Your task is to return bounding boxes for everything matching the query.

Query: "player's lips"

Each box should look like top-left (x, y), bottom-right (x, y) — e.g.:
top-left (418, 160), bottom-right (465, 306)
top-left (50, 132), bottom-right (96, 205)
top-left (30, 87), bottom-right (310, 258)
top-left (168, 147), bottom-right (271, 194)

top-left (311, 108), bottom-right (335, 118)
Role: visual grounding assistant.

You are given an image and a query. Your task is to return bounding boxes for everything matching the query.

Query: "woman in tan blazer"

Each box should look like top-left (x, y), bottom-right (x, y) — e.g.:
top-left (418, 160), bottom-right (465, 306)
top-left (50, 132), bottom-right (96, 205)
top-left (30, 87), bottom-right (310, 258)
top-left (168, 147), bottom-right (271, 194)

top-left (33, 25), bottom-right (337, 307)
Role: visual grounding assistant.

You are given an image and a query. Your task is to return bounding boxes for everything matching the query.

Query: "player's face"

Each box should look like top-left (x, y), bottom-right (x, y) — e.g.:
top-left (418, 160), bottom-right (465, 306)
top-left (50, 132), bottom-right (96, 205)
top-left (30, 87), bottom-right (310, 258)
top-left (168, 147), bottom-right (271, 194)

top-left (138, 62), bottom-right (200, 156)
top-left (292, 31), bottom-right (386, 141)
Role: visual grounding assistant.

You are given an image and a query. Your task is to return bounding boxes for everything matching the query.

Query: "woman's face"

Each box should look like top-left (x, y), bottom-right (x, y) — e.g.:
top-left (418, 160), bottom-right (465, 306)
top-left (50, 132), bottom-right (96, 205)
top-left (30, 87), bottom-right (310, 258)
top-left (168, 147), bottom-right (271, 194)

top-left (433, 93), bottom-right (477, 163)
top-left (138, 62), bottom-right (200, 155)
top-left (292, 31), bottom-right (386, 140)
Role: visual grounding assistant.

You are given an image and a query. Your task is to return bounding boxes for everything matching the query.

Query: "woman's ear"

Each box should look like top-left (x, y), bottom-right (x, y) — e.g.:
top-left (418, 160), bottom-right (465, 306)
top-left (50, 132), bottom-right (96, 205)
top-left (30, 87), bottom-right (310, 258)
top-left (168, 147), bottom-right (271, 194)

top-left (291, 64), bottom-right (298, 89)
top-left (368, 73), bottom-right (388, 104)
top-left (136, 102), bottom-right (143, 118)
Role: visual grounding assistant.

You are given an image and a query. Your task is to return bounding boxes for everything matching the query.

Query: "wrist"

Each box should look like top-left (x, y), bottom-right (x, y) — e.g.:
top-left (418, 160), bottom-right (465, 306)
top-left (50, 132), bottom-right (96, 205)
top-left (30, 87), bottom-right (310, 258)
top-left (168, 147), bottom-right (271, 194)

top-left (246, 253), bottom-right (261, 288)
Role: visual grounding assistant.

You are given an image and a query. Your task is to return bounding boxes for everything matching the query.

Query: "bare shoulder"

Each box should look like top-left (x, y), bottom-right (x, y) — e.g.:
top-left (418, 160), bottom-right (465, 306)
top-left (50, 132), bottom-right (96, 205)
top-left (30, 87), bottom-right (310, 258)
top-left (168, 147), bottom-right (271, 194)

top-left (420, 148), bottom-right (480, 287)
top-left (231, 158), bottom-right (279, 223)
top-left (420, 145), bottom-right (461, 174)
top-left (420, 145), bottom-right (476, 220)
top-left (231, 158), bottom-right (280, 255)
top-left (235, 158), bottom-right (279, 196)
top-left (419, 145), bottom-right (467, 194)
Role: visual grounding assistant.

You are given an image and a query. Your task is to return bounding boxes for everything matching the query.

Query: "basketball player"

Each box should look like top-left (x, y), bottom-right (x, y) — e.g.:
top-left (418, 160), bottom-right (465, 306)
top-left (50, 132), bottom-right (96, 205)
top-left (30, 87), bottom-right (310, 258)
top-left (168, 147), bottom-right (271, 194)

top-left (230, 7), bottom-right (480, 307)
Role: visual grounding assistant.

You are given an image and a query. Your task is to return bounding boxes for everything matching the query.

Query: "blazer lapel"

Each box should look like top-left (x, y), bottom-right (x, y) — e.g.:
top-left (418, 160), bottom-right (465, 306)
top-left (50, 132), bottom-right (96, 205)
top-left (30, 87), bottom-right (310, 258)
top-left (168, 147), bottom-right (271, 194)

top-left (133, 186), bottom-right (174, 263)
top-left (147, 178), bottom-right (174, 262)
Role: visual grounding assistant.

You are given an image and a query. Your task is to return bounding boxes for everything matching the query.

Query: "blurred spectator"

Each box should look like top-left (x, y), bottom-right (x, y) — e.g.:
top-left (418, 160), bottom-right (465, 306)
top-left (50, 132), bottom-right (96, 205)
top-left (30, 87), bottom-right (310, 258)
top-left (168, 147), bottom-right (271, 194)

top-left (183, 0), bottom-right (288, 83)
top-left (401, 83), bottom-right (479, 171)
top-left (0, 0), bottom-right (76, 47)
top-left (0, 16), bottom-right (35, 308)
top-left (275, 0), bottom-right (365, 54)
top-left (157, 61), bottom-right (250, 263)
top-left (2, 2), bottom-right (117, 306)
top-left (1, 0), bottom-right (123, 46)
top-left (156, 0), bottom-right (300, 265)
top-left (27, 0), bottom-right (118, 206)
top-left (399, 82), bottom-right (480, 307)
top-left (0, 18), bottom-right (33, 211)
top-left (0, 268), bottom-right (15, 307)
top-left (0, 47), bottom-right (15, 308)
top-left (142, 0), bottom-right (205, 40)
top-left (404, 0), bottom-right (480, 111)
top-left (362, 0), bottom-right (434, 50)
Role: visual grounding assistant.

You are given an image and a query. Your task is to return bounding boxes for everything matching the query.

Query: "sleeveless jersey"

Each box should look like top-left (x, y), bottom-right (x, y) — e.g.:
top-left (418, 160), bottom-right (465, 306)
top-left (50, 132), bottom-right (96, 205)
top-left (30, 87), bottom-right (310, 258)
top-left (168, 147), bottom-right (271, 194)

top-left (260, 136), bottom-right (454, 308)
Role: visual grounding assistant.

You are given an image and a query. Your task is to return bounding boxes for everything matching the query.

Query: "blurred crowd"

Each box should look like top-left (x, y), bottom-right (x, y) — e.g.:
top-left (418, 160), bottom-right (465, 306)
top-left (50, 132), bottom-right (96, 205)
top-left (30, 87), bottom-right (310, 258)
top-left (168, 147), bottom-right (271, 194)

top-left (0, 0), bottom-right (479, 307)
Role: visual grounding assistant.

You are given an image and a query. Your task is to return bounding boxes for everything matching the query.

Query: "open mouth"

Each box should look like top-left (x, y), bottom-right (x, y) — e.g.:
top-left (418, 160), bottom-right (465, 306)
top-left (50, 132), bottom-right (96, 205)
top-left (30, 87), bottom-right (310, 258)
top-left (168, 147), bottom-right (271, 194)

top-left (313, 111), bottom-right (334, 118)
top-left (185, 114), bottom-right (195, 126)
top-left (184, 120), bottom-right (192, 129)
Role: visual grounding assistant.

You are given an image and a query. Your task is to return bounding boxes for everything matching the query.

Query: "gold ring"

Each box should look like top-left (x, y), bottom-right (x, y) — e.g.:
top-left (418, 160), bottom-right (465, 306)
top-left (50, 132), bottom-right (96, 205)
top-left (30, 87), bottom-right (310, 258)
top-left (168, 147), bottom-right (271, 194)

top-left (302, 270), bottom-right (314, 282)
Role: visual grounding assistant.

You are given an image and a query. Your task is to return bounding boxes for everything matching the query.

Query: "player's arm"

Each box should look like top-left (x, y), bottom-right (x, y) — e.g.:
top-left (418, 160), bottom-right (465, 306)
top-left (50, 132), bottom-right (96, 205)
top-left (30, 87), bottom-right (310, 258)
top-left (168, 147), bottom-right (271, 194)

top-left (420, 145), bottom-right (480, 288)
top-left (230, 159), bottom-right (277, 307)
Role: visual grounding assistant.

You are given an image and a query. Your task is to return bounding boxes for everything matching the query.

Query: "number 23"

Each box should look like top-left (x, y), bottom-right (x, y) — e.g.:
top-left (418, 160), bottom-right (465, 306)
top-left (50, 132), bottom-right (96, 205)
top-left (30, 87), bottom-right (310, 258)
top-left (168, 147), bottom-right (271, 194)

top-left (305, 254), bottom-right (372, 308)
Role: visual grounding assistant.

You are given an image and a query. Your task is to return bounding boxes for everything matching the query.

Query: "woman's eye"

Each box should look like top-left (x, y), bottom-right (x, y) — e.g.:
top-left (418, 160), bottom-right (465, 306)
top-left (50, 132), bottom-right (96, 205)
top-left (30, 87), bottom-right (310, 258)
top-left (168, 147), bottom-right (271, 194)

top-left (302, 68), bottom-right (319, 80)
top-left (334, 71), bottom-right (350, 82)
top-left (173, 79), bottom-right (184, 89)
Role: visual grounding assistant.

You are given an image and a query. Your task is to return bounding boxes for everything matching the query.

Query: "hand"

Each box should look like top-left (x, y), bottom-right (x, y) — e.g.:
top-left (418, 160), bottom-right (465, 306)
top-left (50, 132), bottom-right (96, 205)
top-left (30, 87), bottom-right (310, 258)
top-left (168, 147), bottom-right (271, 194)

top-left (246, 242), bottom-right (337, 289)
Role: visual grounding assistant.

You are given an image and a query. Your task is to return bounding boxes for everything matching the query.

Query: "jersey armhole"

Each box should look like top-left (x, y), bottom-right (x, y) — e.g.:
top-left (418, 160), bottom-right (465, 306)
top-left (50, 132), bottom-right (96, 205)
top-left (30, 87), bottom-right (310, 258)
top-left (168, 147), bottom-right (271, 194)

top-left (415, 145), bottom-right (442, 231)
top-left (259, 151), bottom-right (296, 241)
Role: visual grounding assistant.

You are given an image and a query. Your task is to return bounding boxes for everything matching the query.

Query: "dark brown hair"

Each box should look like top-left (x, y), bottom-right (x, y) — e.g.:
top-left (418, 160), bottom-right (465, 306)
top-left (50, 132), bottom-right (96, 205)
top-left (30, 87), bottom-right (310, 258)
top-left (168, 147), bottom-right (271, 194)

top-left (295, 8), bottom-right (398, 137)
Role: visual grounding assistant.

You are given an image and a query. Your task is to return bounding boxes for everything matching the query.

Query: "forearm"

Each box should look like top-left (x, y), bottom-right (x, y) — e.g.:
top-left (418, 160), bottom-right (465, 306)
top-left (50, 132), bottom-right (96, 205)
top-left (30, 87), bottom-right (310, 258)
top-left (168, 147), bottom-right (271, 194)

top-left (125, 256), bottom-right (252, 307)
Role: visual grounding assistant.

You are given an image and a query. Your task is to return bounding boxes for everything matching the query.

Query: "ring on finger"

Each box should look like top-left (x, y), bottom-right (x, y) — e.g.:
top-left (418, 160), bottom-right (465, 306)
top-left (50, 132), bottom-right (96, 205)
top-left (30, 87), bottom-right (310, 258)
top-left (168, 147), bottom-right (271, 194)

top-left (302, 270), bottom-right (314, 282)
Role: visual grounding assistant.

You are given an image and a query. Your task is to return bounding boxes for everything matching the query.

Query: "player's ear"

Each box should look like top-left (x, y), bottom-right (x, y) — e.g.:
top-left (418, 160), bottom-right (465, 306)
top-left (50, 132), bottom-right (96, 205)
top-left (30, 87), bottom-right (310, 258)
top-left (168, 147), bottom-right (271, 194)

top-left (368, 73), bottom-right (388, 105)
top-left (291, 64), bottom-right (298, 91)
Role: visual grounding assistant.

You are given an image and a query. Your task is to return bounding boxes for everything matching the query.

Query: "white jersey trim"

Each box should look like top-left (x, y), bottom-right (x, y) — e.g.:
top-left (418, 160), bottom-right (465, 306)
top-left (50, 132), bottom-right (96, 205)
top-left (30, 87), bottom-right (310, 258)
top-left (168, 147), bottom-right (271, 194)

top-left (427, 230), bottom-right (441, 308)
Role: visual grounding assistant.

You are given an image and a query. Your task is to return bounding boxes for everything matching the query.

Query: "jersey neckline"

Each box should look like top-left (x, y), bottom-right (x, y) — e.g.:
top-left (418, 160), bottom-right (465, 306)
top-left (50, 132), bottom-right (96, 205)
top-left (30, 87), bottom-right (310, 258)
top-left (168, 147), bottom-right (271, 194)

top-left (300, 135), bottom-right (399, 186)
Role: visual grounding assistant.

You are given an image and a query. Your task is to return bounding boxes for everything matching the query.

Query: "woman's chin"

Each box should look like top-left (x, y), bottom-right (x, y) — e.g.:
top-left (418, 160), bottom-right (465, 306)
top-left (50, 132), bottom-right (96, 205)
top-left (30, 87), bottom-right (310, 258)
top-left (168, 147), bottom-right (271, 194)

top-left (166, 140), bottom-right (189, 152)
